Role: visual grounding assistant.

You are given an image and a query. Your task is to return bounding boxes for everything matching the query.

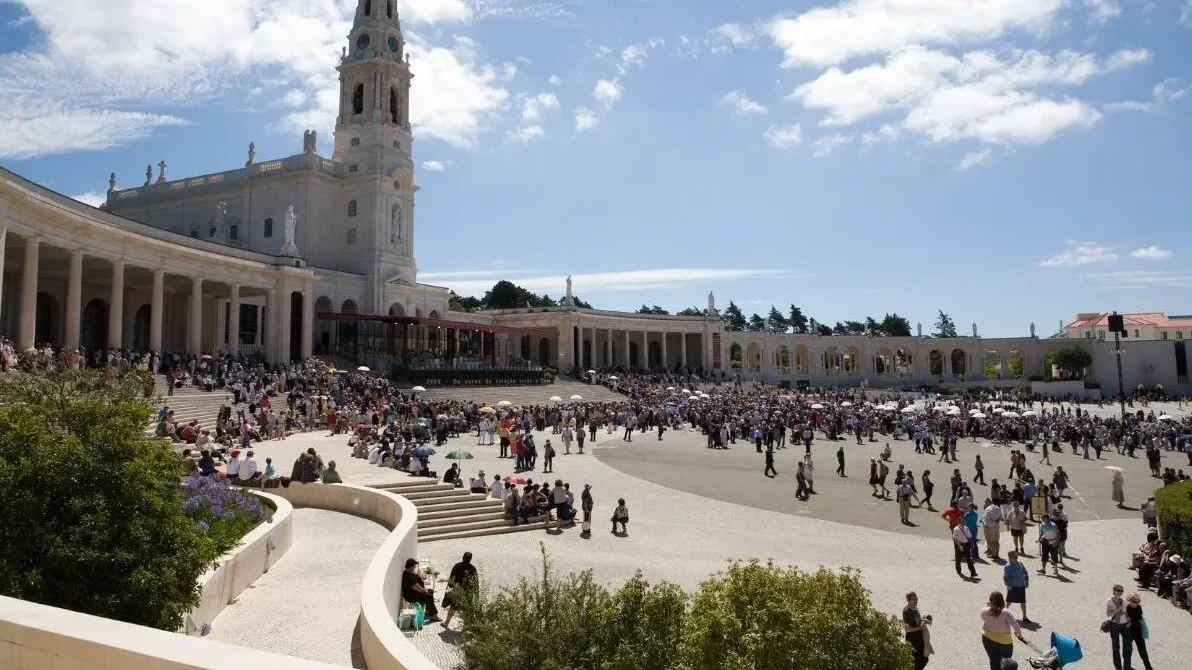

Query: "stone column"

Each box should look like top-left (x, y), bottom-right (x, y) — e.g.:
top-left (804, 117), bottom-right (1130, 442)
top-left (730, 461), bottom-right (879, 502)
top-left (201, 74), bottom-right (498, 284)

top-left (107, 260), bottom-right (125, 349)
top-left (641, 331), bottom-right (648, 370)
top-left (65, 249), bottom-right (83, 351)
top-left (189, 277), bottom-right (203, 354)
top-left (228, 283), bottom-right (240, 356)
top-left (150, 269), bottom-right (164, 353)
top-left (279, 288), bottom-right (292, 363)
top-left (680, 332), bottom-right (687, 367)
top-left (301, 287), bottom-right (314, 359)
top-left (621, 330), bottom-right (630, 368)
top-left (18, 234), bottom-right (39, 350)
top-left (661, 332), bottom-right (668, 371)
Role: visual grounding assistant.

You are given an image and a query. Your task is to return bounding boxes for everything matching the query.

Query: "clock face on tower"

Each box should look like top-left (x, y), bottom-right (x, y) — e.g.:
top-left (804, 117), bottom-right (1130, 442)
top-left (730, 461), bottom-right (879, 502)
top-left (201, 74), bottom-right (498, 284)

top-left (387, 36), bottom-right (399, 53)
top-left (356, 34), bottom-right (370, 50)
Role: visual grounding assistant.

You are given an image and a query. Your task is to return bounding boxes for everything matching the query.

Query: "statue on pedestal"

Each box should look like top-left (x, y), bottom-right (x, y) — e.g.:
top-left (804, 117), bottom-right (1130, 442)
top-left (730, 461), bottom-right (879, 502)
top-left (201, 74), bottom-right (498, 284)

top-left (565, 275), bottom-right (574, 306)
top-left (1030, 322), bottom-right (1036, 338)
top-left (144, 165), bottom-right (152, 186)
top-left (107, 172), bottom-right (116, 192)
top-left (302, 130), bottom-right (318, 154)
top-left (246, 142), bottom-right (256, 166)
top-left (279, 205), bottom-right (300, 257)
top-left (707, 291), bottom-right (716, 314)
top-left (917, 322), bottom-right (922, 337)
top-left (972, 322), bottom-right (978, 338)
top-left (157, 160), bottom-right (168, 183)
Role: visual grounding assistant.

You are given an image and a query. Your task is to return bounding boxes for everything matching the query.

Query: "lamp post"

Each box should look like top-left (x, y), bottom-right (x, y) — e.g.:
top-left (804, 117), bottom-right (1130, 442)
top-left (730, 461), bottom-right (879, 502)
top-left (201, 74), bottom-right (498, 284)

top-left (1110, 311), bottom-right (1126, 417)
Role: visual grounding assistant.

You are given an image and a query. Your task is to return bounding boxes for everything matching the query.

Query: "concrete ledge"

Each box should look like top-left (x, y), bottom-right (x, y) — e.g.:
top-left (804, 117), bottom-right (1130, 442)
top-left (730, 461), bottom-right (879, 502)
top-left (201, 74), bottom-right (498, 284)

top-left (183, 490), bottom-right (294, 635)
top-left (0, 594), bottom-right (342, 670)
top-left (270, 482), bottom-right (440, 670)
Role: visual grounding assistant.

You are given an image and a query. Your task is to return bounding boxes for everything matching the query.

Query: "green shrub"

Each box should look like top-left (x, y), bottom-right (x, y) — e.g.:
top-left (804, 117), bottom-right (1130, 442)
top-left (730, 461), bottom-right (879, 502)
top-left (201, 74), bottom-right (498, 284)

top-left (458, 548), bottom-right (911, 670)
top-left (1156, 480), bottom-right (1192, 558)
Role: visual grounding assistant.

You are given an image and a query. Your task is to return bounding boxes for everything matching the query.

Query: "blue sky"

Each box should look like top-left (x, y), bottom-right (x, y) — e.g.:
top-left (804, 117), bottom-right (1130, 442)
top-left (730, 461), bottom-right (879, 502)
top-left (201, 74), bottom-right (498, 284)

top-left (2, 0), bottom-right (1191, 337)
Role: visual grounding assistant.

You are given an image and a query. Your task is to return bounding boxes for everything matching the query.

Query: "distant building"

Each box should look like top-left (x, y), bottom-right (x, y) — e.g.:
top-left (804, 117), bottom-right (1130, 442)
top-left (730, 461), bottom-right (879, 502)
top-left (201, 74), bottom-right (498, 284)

top-left (1060, 312), bottom-right (1192, 342)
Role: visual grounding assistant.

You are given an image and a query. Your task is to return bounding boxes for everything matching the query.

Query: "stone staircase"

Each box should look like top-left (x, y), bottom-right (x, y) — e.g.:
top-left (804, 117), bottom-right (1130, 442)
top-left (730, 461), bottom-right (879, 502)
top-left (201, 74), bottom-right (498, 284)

top-left (145, 376), bottom-right (236, 438)
top-left (374, 479), bottom-right (553, 542)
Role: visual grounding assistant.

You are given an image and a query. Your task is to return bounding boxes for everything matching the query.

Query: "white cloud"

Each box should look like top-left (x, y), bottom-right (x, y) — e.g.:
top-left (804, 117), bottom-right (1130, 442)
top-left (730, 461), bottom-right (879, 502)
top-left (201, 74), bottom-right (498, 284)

top-left (521, 92), bottom-right (559, 120)
top-left (0, 1), bottom-right (511, 158)
top-left (1103, 100), bottom-right (1154, 113)
top-left (811, 133), bottom-right (854, 157)
top-left (1104, 78), bottom-right (1189, 113)
top-left (1085, 270), bottom-right (1192, 289)
top-left (763, 124), bottom-right (803, 149)
top-left (280, 89), bottom-right (307, 107)
top-left (718, 90), bottom-right (767, 115)
top-left (548, 75), bottom-right (562, 86)
top-left (956, 148), bottom-right (993, 170)
top-left (861, 124), bottom-right (900, 146)
top-left (1105, 48), bottom-right (1150, 71)
top-left (574, 106), bottom-right (600, 131)
top-left (68, 190), bottom-right (108, 207)
top-left (419, 267), bottom-right (808, 295)
top-left (1083, 0), bottom-right (1121, 24)
top-left (709, 22), bottom-right (758, 53)
top-left (767, 0), bottom-right (1065, 68)
top-left (904, 87), bottom-right (1100, 145)
top-left (1129, 246), bottom-right (1173, 260)
top-left (593, 78), bottom-right (623, 107)
top-left (1039, 241), bottom-right (1117, 267)
top-left (1182, 1), bottom-right (1192, 26)
top-left (421, 160), bottom-right (453, 172)
top-left (508, 124), bottom-right (544, 143)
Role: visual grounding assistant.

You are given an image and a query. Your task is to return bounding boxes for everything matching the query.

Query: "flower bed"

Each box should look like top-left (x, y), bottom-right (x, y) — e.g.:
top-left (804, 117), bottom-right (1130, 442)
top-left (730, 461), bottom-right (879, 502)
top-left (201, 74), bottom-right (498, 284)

top-left (181, 474), bottom-right (274, 553)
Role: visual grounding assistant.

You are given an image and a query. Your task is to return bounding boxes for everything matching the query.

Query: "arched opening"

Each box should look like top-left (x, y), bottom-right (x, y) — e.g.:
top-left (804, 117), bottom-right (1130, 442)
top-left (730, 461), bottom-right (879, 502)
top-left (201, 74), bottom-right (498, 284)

top-left (794, 344), bottom-right (809, 374)
top-left (775, 345), bottom-right (791, 373)
top-left (844, 346), bottom-right (861, 375)
top-left (745, 342), bottom-right (761, 372)
top-left (364, 0), bottom-right (372, 17)
top-left (348, 200), bottom-right (358, 217)
top-left (132, 304), bottom-right (151, 352)
top-left (315, 296), bottom-right (334, 354)
top-left (388, 302), bottom-right (405, 316)
top-left (35, 292), bottom-right (60, 347)
top-left (983, 350), bottom-right (1003, 379)
top-left (428, 310), bottom-right (441, 320)
top-left (1008, 350), bottom-right (1025, 378)
top-left (874, 347), bottom-right (893, 375)
top-left (895, 347), bottom-right (913, 375)
top-left (823, 346), bottom-right (841, 375)
top-left (520, 335), bottom-right (531, 360)
top-left (341, 299), bottom-right (358, 314)
top-left (729, 343), bottom-right (743, 371)
top-left (80, 299), bottom-right (108, 352)
top-left (340, 299), bottom-right (358, 352)
top-left (390, 87), bottom-right (399, 124)
top-left (387, 1), bottom-right (393, 19)
top-left (929, 350), bottom-right (944, 377)
top-left (539, 338), bottom-right (551, 367)
top-left (352, 84), bottom-right (364, 115)
top-left (950, 348), bottom-right (967, 377)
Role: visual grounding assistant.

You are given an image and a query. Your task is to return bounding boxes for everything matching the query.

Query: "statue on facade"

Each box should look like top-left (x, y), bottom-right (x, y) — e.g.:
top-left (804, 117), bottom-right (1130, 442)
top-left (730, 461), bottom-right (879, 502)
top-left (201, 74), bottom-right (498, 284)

top-left (972, 322), bottom-right (978, 338)
top-left (144, 165), bottom-right (152, 185)
top-left (157, 160), bottom-right (167, 183)
top-left (565, 275), bottom-right (574, 306)
top-left (107, 172), bottom-right (116, 192)
top-left (1030, 322), bottom-right (1036, 338)
top-left (280, 205), bottom-right (300, 256)
top-left (302, 130), bottom-right (318, 154)
top-left (707, 291), bottom-right (716, 314)
top-left (214, 201), bottom-right (227, 233)
top-left (917, 322), bottom-right (922, 337)
top-left (246, 142), bottom-right (256, 166)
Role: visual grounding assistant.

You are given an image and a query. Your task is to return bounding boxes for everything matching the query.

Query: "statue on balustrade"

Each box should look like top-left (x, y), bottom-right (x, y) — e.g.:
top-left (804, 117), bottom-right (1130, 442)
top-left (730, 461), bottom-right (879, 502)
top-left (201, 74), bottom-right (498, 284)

top-left (246, 142), bottom-right (256, 166)
top-left (157, 160), bottom-right (168, 183)
top-left (107, 172), bottom-right (116, 192)
top-left (145, 164), bottom-right (152, 186)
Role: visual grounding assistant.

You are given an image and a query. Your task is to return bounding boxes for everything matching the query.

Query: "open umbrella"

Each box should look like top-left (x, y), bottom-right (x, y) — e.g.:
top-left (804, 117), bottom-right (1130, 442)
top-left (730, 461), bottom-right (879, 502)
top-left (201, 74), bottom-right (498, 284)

top-left (414, 445), bottom-right (437, 457)
top-left (587, 369), bottom-right (597, 374)
top-left (946, 407), bottom-right (962, 415)
top-left (810, 403), bottom-right (824, 410)
top-left (446, 449), bottom-right (474, 462)
top-left (609, 375), bottom-right (618, 380)
top-left (357, 365), bottom-right (370, 372)
top-left (496, 400), bottom-right (512, 407)
top-left (1158, 414), bottom-right (1175, 421)
top-left (681, 389), bottom-right (691, 394)
top-left (992, 407), bottom-right (1005, 414)
top-left (666, 386), bottom-right (675, 391)
top-left (570, 394), bottom-right (583, 401)
top-left (550, 395), bottom-right (563, 402)
top-left (841, 401), bottom-right (853, 407)
top-left (901, 406), bottom-right (918, 414)
top-left (1022, 410), bottom-right (1038, 417)
top-left (1104, 465), bottom-right (1123, 472)
top-left (478, 406), bottom-right (497, 415)
top-left (1002, 411), bottom-right (1020, 418)
top-left (411, 385), bottom-right (426, 392)
top-left (504, 475), bottom-right (527, 485)
top-left (971, 412), bottom-right (986, 419)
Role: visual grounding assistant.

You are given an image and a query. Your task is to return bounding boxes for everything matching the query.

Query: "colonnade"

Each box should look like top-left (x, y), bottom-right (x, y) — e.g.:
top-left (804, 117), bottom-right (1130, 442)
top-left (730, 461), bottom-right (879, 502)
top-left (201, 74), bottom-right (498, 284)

top-left (574, 325), bottom-right (703, 371)
top-left (0, 226), bottom-right (314, 363)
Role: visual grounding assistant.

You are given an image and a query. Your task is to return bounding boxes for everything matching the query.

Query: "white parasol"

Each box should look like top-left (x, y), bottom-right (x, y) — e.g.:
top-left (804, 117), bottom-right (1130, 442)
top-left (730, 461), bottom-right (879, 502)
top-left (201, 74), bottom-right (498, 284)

top-left (570, 394), bottom-right (583, 401)
top-left (411, 385), bottom-right (426, 392)
top-left (992, 407), bottom-right (1005, 414)
top-left (811, 403), bottom-right (824, 409)
top-left (841, 401), bottom-right (853, 407)
top-left (496, 400), bottom-right (512, 407)
top-left (1002, 411), bottom-right (1020, 418)
top-left (901, 406), bottom-right (918, 414)
top-left (356, 365), bottom-right (370, 372)
top-left (666, 386), bottom-right (675, 391)
top-left (1158, 414), bottom-right (1175, 421)
top-left (550, 396), bottom-right (563, 403)
top-left (1022, 410), bottom-right (1038, 417)
top-left (971, 412), bottom-right (986, 419)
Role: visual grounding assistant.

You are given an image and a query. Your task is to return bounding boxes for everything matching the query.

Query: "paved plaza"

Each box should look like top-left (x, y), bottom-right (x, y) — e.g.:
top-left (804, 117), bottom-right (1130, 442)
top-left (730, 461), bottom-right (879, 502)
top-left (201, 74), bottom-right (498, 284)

top-left (202, 395), bottom-right (1192, 669)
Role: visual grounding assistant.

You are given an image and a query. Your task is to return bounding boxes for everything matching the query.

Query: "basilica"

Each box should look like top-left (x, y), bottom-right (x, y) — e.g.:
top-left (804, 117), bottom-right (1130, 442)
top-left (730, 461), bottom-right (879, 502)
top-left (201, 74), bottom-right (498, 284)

top-left (0, 0), bottom-right (1184, 393)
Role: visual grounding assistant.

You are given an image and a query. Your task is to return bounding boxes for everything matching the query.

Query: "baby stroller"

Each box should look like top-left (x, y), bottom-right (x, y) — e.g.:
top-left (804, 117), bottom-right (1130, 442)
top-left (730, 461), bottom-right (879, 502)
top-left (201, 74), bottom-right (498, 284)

top-left (1025, 632), bottom-right (1082, 669)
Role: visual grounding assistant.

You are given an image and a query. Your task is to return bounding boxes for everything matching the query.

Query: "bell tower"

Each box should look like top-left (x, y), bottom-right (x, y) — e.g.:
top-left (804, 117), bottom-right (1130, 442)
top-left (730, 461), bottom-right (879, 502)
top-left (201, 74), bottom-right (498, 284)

top-left (333, 0), bottom-right (413, 175)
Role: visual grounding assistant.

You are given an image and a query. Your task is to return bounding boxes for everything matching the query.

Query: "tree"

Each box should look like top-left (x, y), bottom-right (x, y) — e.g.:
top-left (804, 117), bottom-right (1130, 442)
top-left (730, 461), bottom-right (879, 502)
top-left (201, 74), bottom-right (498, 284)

top-left (1008, 350), bottom-right (1025, 377)
top-left (560, 295), bottom-right (593, 309)
top-left (448, 291), bottom-right (482, 312)
top-left (747, 314), bottom-right (767, 332)
top-left (721, 301), bottom-right (747, 331)
top-left (932, 311), bottom-right (958, 338)
top-left (682, 560), bottom-right (912, 670)
top-left (816, 324), bottom-right (834, 336)
top-left (637, 305), bottom-right (670, 315)
top-left (677, 306), bottom-right (707, 317)
top-left (767, 306), bottom-right (789, 333)
top-left (833, 320), bottom-right (866, 336)
top-left (880, 313), bottom-right (912, 337)
top-left (788, 305), bottom-right (808, 334)
top-left (0, 369), bottom-right (222, 630)
top-left (1048, 346), bottom-right (1092, 380)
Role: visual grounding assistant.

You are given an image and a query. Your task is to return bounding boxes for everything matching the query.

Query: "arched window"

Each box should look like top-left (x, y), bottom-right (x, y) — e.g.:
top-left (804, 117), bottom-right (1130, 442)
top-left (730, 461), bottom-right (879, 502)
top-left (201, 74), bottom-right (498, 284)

top-left (348, 200), bottom-right (358, 217)
top-left (364, 0), bottom-right (372, 17)
top-left (390, 87), bottom-right (399, 124)
top-left (387, 1), bottom-right (394, 18)
top-left (352, 83), bottom-right (364, 115)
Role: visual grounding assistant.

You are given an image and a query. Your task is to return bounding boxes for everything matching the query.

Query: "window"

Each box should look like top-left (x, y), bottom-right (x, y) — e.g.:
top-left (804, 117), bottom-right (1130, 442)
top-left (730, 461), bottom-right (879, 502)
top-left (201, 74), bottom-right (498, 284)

top-left (387, 1), bottom-right (394, 18)
top-left (347, 228), bottom-right (357, 244)
top-left (1085, 331), bottom-right (1092, 339)
top-left (352, 83), bottom-right (364, 115)
top-left (1122, 330), bottom-right (1128, 338)
top-left (364, 0), bottom-right (371, 16)
top-left (390, 87), bottom-right (399, 124)
top-left (393, 140), bottom-right (400, 149)
top-left (264, 217), bottom-right (273, 237)
top-left (351, 137), bottom-right (360, 146)
top-left (348, 200), bottom-right (358, 217)
top-left (1162, 331), bottom-right (1169, 340)
top-left (229, 224), bottom-right (239, 240)
top-left (1178, 332), bottom-right (1184, 340)
top-left (1134, 329), bottom-right (1140, 338)
top-left (348, 164), bottom-right (358, 173)
top-left (209, 227), bottom-right (216, 238)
